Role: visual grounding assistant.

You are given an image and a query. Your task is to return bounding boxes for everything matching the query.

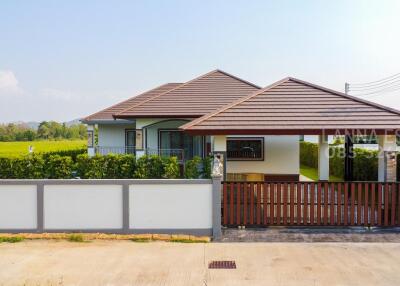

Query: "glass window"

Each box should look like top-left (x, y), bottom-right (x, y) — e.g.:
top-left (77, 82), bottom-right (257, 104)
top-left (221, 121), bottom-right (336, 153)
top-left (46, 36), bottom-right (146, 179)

top-left (227, 137), bottom-right (264, 161)
top-left (159, 130), bottom-right (204, 160)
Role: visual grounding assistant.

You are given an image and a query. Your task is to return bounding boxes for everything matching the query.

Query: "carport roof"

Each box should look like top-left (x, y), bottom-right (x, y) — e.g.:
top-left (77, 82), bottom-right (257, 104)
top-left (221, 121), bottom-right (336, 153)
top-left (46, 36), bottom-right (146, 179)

top-left (181, 77), bottom-right (400, 135)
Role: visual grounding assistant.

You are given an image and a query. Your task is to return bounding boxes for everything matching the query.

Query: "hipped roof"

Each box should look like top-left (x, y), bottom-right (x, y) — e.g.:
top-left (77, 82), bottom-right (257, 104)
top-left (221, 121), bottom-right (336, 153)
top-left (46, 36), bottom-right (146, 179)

top-left (181, 77), bottom-right (400, 135)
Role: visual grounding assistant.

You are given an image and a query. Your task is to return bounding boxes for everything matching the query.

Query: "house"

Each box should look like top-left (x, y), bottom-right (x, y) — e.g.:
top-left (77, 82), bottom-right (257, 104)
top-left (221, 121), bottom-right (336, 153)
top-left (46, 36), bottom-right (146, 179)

top-left (82, 70), bottom-right (400, 182)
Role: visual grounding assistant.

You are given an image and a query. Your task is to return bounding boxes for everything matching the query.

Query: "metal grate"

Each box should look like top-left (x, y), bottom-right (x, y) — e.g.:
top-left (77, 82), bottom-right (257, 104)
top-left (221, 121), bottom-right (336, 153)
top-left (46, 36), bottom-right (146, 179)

top-left (208, 260), bottom-right (236, 269)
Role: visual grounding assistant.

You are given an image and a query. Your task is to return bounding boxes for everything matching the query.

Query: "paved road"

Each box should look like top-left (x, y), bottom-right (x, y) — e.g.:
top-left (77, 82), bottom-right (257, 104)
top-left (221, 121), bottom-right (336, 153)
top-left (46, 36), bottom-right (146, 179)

top-left (1, 240), bottom-right (400, 285)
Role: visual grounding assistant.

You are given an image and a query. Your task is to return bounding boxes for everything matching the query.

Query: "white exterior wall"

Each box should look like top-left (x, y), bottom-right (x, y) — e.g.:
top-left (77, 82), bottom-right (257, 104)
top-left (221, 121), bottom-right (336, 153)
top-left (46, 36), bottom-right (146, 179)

top-left (98, 123), bottom-right (135, 147)
top-left (44, 185), bottom-right (123, 229)
top-left (129, 183), bottom-right (212, 229)
top-left (227, 135), bottom-right (300, 174)
top-left (0, 185), bottom-right (37, 229)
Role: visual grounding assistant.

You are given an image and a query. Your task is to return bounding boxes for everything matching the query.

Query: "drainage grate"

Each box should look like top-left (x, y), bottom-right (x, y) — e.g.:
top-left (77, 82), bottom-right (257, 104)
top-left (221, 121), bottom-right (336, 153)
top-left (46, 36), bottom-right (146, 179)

top-left (208, 260), bottom-right (236, 269)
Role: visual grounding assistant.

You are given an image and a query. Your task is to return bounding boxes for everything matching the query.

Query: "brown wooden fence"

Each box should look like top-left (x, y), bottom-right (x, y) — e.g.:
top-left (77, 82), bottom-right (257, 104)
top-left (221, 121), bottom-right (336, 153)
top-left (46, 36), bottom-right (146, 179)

top-left (221, 182), bottom-right (400, 227)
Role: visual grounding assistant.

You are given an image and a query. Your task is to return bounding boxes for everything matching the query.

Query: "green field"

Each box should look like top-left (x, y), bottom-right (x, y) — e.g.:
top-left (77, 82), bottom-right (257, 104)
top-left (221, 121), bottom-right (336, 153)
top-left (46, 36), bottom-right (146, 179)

top-left (0, 140), bottom-right (86, 157)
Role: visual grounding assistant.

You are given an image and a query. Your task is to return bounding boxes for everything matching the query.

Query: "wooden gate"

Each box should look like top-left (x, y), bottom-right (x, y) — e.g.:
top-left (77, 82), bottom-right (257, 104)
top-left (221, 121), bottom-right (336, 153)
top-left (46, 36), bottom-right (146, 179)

top-left (221, 181), bottom-right (400, 227)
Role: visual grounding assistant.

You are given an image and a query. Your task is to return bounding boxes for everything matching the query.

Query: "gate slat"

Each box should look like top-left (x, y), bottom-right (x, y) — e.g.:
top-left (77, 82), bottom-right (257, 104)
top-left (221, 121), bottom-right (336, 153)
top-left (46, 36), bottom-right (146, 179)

top-left (378, 184), bottom-right (382, 226)
top-left (276, 183), bottom-right (281, 225)
top-left (243, 183), bottom-right (248, 225)
top-left (283, 183), bottom-right (288, 225)
top-left (323, 183), bottom-right (328, 225)
top-left (303, 183), bottom-right (308, 225)
top-left (398, 184), bottom-right (400, 226)
top-left (270, 183), bottom-right (275, 225)
top-left (337, 183), bottom-right (342, 225)
top-left (330, 183), bottom-right (335, 225)
top-left (344, 183), bottom-right (348, 226)
top-left (263, 183), bottom-right (268, 225)
top-left (297, 183), bottom-right (302, 225)
top-left (223, 183), bottom-right (228, 225)
top-left (290, 183), bottom-right (295, 225)
top-left (310, 183), bottom-right (315, 225)
top-left (384, 183), bottom-right (389, 227)
top-left (256, 183), bottom-right (261, 225)
top-left (364, 183), bottom-right (369, 226)
top-left (371, 183), bottom-right (376, 226)
top-left (358, 183), bottom-right (362, 225)
top-left (350, 183), bottom-right (355, 226)
top-left (236, 182), bottom-right (241, 226)
top-left (317, 183), bottom-right (322, 225)
top-left (391, 183), bottom-right (396, 226)
top-left (230, 182), bottom-right (234, 225)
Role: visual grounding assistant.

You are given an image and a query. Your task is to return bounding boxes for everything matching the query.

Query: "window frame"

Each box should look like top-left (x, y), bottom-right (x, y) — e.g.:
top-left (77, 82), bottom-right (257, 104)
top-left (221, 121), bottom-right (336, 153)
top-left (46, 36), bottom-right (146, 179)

top-left (226, 137), bottom-right (265, 161)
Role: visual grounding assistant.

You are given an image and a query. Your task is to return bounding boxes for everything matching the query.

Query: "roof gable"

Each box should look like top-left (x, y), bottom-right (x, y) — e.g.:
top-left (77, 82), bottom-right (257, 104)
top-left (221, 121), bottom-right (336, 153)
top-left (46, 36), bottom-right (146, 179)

top-left (181, 77), bottom-right (400, 134)
top-left (113, 70), bottom-right (260, 118)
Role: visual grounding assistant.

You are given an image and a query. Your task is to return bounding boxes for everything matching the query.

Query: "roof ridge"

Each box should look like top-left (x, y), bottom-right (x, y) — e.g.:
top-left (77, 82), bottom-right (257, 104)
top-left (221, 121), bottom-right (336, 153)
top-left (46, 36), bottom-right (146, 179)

top-left (287, 77), bottom-right (400, 116)
top-left (214, 69), bottom-right (262, 89)
top-left (83, 83), bottom-right (180, 121)
top-left (180, 77), bottom-right (291, 130)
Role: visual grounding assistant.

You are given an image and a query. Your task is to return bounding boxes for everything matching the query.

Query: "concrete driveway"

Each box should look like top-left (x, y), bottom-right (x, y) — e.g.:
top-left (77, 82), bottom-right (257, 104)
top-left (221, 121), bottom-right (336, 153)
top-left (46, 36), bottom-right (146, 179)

top-left (1, 240), bottom-right (400, 286)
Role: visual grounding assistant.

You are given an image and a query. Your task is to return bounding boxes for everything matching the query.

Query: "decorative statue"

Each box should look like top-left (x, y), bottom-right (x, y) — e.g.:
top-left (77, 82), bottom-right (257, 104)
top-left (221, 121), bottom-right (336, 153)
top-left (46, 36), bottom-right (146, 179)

top-left (212, 153), bottom-right (224, 177)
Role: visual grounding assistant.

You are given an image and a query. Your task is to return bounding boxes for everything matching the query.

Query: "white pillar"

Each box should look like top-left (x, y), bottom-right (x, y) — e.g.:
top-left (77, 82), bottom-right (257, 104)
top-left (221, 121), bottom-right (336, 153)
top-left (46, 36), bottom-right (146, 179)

top-left (87, 125), bottom-right (95, 157)
top-left (378, 135), bottom-right (397, 182)
top-left (212, 135), bottom-right (227, 180)
top-left (213, 135), bottom-right (227, 152)
top-left (135, 129), bottom-right (145, 158)
top-left (318, 135), bottom-right (329, 181)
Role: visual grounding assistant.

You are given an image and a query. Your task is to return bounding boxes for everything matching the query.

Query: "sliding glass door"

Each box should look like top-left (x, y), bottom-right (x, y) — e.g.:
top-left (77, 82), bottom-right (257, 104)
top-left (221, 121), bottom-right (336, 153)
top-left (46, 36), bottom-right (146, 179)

top-left (159, 130), bottom-right (203, 160)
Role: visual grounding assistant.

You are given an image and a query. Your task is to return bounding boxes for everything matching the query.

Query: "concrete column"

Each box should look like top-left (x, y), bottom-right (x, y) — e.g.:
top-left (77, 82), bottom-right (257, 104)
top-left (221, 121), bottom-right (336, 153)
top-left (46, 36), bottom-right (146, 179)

top-left (213, 135), bottom-right (227, 152)
top-left (135, 129), bottom-right (145, 158)
top-left (87, 125), bottom-right (95, 157)
top-left (318, 135), bottom-right (329, 181)
top-left (378, 135), bottom-right (397, 182)
top-left (211, 175), bottom-right (222, 239)
top-left (212, 135), bottom-right (227, 180)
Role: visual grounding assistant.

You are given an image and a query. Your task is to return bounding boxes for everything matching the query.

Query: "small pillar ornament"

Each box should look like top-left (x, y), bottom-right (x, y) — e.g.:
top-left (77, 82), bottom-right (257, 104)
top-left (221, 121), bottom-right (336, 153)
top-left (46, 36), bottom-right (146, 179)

top-left (212, 153), bottom-right (224, 177)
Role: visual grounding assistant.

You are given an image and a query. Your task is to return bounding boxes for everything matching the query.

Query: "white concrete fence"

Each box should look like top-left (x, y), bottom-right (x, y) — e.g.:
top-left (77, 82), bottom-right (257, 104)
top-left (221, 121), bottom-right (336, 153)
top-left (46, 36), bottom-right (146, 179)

top-left (0, 179), bottom-right (222, 237)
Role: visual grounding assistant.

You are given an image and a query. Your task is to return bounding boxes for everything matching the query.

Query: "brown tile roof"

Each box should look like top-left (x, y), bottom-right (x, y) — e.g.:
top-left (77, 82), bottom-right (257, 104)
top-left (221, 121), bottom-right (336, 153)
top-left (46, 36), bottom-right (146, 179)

top-left (113, 70), bottom-right (260, 119)
top-left (181, 77), bottom-right (400, 135)
top-left (83, 83), bottom-right (181, 122)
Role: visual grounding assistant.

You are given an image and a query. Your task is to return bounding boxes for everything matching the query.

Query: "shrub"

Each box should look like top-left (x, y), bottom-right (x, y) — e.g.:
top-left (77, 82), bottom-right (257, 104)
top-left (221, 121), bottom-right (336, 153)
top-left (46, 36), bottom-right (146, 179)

top-left (0, 236), bottom-right (24, 243)
top-left (202, 156), bottom-right (213, 179)
top-left (134, 155), bottom-right (164, 178)
top-left (45, 155), bottom-right (74, 179)
top-left (162, 156), bottom-right (180, 179)
top-left (41, 148), bottom-right (86, 161)
top-left (184, 156), bottom-right (202, 179)
top-left (67, 234), bottom-right (84, 242)
top-left (0, 158), bottom-right (13, 179)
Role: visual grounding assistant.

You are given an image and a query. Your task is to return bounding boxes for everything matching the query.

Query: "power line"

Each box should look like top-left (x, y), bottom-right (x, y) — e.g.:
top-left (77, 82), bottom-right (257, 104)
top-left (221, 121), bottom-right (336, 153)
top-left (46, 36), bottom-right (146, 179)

top-left (348, 79), bottom-right (400, 91)
top-left (349, 72), bottom-right (400, 87)
top-left (350, 84), bottom-right (400, 97)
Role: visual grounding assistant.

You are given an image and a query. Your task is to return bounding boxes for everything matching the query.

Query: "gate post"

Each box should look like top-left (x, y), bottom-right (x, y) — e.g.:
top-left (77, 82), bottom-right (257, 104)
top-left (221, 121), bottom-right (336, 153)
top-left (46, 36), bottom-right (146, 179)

top-left (212, 175), bottom-right (222, 239)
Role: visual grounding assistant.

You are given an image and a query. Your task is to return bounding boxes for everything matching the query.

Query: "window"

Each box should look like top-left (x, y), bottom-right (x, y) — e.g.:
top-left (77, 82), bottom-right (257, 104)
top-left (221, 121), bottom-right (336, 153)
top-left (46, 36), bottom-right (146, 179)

top-left (158, 129), bottom-right (204, 160)
top-left (227, 137), bottom-right (264, 161)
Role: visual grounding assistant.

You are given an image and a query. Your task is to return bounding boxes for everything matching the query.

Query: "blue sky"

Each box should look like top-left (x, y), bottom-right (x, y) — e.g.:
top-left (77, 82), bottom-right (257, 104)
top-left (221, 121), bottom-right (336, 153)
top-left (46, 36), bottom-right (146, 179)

top-left (1, 0), bottom-right (400, 122)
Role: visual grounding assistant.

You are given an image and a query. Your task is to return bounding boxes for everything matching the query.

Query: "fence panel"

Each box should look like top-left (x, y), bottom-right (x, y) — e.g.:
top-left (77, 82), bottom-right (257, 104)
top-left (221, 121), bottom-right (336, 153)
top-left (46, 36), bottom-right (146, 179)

top-left (221, 181), bottom-right (400, 228)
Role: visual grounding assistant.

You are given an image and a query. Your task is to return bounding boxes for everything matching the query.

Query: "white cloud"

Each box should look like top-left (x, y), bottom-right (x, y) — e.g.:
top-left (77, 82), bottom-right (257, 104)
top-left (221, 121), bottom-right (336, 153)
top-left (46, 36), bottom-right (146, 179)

top-left (0, 70), bottom-right (23, 94)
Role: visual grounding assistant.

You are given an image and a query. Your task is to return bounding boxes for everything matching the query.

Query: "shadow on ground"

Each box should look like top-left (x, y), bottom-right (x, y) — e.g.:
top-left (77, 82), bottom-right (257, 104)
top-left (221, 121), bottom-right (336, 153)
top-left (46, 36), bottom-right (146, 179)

top-left (218, 227), bottom-right (400, 242)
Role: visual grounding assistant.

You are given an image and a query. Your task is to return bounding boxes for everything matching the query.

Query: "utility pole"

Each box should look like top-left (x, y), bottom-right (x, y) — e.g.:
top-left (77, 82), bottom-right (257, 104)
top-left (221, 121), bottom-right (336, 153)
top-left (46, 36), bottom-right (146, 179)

top-left (344, 81), bottom-right (353, 181)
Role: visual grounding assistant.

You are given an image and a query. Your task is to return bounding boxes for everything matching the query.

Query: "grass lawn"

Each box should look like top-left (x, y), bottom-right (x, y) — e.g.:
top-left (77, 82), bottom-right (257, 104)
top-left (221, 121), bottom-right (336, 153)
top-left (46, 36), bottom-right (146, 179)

top-left (300, 165), bottom-right (342, 182)
top-left (0, 140), bottom-right (86, 157)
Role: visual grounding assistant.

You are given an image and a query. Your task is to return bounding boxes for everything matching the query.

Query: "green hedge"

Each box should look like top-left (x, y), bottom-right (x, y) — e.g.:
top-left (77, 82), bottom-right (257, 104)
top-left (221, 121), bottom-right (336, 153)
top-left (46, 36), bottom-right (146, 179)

top-left (0, 153), bottom-right (211, 179)
top-left (300, 142), bottom-right (387, 181)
